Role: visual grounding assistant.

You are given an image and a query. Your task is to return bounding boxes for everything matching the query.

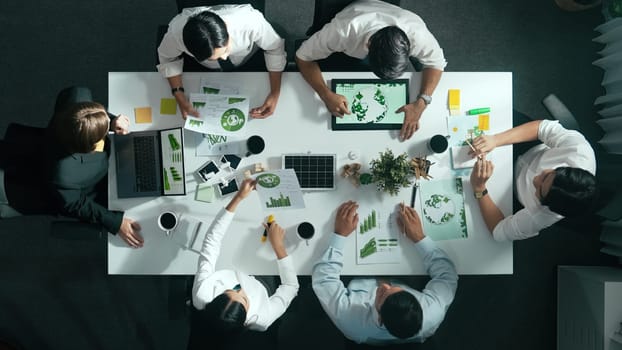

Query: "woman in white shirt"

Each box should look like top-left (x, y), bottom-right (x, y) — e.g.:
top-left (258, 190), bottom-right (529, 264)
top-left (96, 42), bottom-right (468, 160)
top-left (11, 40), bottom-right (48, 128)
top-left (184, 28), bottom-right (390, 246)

top-left (191, 179), bottom-right (299, 337)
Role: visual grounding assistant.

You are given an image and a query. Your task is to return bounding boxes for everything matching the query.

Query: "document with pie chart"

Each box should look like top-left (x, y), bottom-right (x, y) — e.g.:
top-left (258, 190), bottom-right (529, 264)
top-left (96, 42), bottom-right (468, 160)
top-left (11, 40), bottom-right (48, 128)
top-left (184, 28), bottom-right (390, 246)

top-left (253, 169), bottom-right (306, 211)
top-left (418, 177), bottom-right (468, 241)
top-left (185, 93), bottom-right (249, 136)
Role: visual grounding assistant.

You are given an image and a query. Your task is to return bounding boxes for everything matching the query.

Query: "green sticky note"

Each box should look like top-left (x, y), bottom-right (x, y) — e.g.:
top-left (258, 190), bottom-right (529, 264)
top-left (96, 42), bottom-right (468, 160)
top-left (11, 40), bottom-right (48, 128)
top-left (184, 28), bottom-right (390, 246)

top-left (195, 183), bottom-right (215, 203)
top-left (160, 98), bottom-right (177, 115)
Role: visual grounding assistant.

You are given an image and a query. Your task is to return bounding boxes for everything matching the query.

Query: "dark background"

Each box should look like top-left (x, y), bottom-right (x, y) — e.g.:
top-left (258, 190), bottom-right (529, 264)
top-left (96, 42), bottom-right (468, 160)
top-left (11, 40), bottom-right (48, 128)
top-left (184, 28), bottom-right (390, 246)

top-left (0, 1), bottom-right (616, 349)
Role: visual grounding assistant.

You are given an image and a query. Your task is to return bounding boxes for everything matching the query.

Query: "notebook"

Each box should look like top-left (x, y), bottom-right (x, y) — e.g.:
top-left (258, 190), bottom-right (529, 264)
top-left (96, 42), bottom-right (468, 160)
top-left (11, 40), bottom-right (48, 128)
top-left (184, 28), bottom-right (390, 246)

top-left (114, 127), bottom-right (186, 198)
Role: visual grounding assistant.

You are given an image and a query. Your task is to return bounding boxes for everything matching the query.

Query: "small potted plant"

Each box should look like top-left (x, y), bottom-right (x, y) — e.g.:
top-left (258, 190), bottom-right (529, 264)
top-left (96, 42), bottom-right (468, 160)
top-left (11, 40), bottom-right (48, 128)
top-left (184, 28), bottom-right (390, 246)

top-left (369, 149), bottom-right (412, 196)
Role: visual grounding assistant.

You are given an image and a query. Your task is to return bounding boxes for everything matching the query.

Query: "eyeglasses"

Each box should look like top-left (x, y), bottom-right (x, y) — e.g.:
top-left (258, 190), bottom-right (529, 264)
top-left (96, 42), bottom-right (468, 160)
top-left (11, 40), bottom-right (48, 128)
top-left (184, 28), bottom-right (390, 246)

top-left (232, 284), bottom-right (241, 292)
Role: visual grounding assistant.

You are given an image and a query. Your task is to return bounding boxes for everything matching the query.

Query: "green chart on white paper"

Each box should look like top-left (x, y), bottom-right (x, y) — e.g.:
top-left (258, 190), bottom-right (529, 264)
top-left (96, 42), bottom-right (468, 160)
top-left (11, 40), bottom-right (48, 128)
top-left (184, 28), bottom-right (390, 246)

top-left (253, 169), bottom-right (305, 211)
top-left (356, 208), bottom-right (403, 265)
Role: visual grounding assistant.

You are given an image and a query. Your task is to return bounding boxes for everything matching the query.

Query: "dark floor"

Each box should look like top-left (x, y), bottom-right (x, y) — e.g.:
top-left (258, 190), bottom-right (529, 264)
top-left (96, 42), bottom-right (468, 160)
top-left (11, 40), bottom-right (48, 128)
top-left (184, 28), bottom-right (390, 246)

top-left (0, 1), bottom-right (618, 349)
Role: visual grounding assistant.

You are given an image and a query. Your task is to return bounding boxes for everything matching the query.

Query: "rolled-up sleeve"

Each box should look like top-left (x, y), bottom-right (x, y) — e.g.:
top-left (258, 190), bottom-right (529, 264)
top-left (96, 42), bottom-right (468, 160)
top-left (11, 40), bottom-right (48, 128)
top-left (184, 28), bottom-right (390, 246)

top-left (248, 10), bottom-right (286, 71)
top-left (157, 30), bottom-right (185, 78)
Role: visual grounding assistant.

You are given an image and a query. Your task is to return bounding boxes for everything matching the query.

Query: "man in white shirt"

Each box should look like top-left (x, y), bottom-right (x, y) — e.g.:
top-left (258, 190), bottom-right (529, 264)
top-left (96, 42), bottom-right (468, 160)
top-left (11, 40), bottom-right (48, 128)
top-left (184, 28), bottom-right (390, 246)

top-left (295, 0), bottom-right (447, 141)
top-left (192, 179), bottom-right (299, 338)
top-left (158, 5), bottom-right (286, 119)
top-left (469, 119), bottom-right (598, 241)
top-left (312, 201), bottom-right (458, 345)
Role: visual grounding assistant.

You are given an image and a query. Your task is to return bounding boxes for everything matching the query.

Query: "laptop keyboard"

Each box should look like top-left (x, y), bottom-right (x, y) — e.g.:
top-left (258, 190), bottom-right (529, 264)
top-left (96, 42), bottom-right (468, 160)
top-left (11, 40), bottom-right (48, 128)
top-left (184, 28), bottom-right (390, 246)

top-left (133, 136), bottom-right (158, 192)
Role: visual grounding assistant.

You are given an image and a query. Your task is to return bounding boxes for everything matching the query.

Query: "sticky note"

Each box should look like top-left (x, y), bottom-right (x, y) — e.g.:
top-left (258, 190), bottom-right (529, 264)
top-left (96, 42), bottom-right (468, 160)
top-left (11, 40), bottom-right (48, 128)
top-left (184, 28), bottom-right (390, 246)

top-left (448, 89), bottom-right (460, 110)
top-left (160, 98), bottom-right (177, 115)
top-left (478, 114), bottom-right (490, 131)
top-left (195, 183), bottom-right (215, 203)
top-left (134, 107), bottom-right (152, 124)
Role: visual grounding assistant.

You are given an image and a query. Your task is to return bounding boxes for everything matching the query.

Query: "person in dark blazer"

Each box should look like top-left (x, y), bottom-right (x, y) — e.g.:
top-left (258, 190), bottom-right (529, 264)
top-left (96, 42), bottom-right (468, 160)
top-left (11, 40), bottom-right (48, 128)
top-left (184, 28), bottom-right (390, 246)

top-left (0, 86), bottom-right (144, 247)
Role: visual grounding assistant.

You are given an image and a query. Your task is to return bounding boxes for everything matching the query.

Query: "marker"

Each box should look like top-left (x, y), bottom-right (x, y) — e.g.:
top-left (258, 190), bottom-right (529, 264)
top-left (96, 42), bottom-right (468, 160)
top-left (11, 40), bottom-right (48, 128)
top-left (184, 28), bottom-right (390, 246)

top-left (467, 107), bottom-right (490, 115)
top-left (261, 214), bottom-right (275, 243)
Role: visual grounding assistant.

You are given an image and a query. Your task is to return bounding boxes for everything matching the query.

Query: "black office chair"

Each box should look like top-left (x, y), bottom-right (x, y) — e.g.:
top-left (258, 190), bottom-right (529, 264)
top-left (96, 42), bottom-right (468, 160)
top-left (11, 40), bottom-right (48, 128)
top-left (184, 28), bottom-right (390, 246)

top-left (1, 123), bottom-right (104, 240)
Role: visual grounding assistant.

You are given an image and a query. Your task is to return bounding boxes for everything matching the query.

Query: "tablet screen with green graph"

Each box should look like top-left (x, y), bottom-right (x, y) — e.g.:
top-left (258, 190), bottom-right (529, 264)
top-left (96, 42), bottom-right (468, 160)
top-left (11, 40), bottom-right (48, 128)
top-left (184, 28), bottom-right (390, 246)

top-left (331, 79), bottom-right (409, 130)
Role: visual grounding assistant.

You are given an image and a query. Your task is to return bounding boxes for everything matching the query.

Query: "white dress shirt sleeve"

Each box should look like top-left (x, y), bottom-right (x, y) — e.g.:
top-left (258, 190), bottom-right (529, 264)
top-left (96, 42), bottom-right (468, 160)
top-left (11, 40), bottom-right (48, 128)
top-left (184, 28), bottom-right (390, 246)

top-left (253, 255), bottom-right (299, 330)
top-left (246, 10), bottom-right (286, 71)
top-left (296, 19), bottom-right (348, 61)
top-left (157, 29), bottom-right (186, 78)
top-left (537, 120), bottom-right (596, 173)
top-left (415, 237), bottom-right (458, 312)
top-left (193, 208), bottom-right (235, 291)
top-left (312, 234), bottom-right (368, 342)
top-left (409, 28), bottom-right (447, 70)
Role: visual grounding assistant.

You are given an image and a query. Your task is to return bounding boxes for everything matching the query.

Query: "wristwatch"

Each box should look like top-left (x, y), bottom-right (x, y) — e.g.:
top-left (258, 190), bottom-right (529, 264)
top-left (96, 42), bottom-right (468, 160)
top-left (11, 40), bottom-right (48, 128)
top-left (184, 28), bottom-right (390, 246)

top-left (474, 189), bottom-right (488, 199)
top-left (417, 93), bottom-right (432, 106)
top-left (171, 86), bottom-right (185, 95)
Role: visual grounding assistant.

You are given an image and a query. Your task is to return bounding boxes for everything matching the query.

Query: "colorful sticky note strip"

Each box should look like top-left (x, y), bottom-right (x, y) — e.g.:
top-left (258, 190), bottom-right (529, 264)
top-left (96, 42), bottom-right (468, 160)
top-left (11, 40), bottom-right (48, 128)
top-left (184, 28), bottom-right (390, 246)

top-left (160, 98), bottom-right (177, 115)
top-left (134, 107), bottom-right (152, 124)
top-left (478, 114), bottom-right (490, 131)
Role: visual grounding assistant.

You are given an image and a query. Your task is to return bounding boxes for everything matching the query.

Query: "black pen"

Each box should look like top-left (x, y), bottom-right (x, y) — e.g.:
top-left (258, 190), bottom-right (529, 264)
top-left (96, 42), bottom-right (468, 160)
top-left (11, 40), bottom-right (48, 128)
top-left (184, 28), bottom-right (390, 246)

top-left (410, 183), bottom-right (418, 208)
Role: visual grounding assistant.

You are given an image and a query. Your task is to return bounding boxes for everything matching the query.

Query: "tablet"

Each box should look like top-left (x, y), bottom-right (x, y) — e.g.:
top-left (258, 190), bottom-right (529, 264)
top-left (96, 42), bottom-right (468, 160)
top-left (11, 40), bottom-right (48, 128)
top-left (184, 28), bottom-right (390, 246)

top-left (331, 79), bottom-right (409, 130)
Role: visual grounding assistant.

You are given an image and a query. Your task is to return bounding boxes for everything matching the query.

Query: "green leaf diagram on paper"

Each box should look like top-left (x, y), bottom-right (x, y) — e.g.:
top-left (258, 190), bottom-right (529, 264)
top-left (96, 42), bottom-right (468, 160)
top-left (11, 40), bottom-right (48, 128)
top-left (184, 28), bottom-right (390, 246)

top-left (221, 108), bottom-right (245, 132)
top-left (423, 194), bottom-right (456, 225)
top-left (256, 173), bottom-right (281, 188)
top-left (351, 86), bottom-right (388, 123)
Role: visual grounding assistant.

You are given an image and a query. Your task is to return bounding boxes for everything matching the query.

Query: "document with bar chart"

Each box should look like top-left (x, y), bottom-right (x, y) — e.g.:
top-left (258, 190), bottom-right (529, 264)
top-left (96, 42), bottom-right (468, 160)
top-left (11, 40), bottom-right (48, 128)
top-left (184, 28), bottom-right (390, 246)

top-left (253, 169), bottom-right (305, 211)
top-left (355, 208), bottom-right (403, 265)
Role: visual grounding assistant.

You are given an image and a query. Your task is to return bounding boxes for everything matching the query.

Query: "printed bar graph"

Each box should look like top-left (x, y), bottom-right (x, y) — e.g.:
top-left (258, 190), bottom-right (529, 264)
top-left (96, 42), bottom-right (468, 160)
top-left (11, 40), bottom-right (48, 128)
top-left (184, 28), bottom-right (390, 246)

top-left (359, 210), bottom-right (377, 234)
top-left (266, 193), bottom-right (292, 208)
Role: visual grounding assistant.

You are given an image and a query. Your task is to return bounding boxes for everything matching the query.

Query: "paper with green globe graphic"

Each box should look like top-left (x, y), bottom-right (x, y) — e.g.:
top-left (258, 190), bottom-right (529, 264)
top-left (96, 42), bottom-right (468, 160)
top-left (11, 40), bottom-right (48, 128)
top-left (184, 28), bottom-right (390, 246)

top-left (418, 177), bottom-right (468, 241)
top-left (184, 93), bottom-right (249, 136)
top-left (253, 169), bottom-right (305, 211)
top-left (333, 81), bottom-right (407, 128)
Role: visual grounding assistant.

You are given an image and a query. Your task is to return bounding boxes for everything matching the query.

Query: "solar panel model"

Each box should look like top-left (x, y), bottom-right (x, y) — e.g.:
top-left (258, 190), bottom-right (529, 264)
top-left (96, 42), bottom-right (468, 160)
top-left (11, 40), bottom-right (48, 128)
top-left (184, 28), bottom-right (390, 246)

top-left (282, 154), bottom-right (336, 190)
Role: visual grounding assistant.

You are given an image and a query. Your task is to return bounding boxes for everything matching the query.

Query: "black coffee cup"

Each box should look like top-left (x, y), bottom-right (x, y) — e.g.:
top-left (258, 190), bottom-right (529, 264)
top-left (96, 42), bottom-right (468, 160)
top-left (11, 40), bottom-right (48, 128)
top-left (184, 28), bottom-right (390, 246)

top-left (158, 211), bottom-right (178, 234)
top-left (428, 134), bottom-right (449, 154)
top-left (297, 222), bottom-right (315, 240)
top-left (246, 135), bottom-right (265, 157)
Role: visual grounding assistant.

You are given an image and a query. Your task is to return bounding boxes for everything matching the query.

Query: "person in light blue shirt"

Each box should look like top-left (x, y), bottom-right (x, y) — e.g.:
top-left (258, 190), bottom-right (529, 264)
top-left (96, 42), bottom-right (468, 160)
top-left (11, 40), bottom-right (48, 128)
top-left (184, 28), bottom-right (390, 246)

top-left (312, 200), bottom-right (458, 345)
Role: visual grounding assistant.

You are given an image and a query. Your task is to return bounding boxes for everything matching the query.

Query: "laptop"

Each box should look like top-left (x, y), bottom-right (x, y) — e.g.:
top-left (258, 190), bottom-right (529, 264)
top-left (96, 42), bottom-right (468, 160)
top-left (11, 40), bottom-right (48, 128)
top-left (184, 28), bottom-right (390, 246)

top-left (114, 127), bottom-right (186, 198)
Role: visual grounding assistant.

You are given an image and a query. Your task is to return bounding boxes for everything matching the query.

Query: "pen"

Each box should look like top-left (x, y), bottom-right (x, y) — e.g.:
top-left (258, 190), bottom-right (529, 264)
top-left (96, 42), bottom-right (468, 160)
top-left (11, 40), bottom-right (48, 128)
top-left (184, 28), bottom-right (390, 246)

top-left (465, 138), bottom-right (477, 153)
top-left (410, 183), bottom-right (418, 208)
top-left (467, 107), bottom-right (490, 115)
top-left (261, 214), bottom-right (275, 243)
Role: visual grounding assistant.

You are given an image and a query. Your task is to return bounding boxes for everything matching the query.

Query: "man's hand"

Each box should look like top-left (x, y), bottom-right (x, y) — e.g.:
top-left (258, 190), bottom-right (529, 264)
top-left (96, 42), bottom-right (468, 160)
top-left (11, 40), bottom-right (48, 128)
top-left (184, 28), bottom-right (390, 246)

top-left (265, 222), bottom-right (287, 259)
top-left (397, 203), bottom-right (425, 243)
top-left (250, 92), bottom-right (279, 119)
top-left (334, 200), bottom-right (359, 236)
top-left (111, 114), bottom-right (130, 135)
top-left (470, 157), bottom-right (494, 192)
top-left (321, 91), bottom-right (351, 117)
top-left (470, 135), bottom-right (498, 157)
top-left (118, 218), bottom-right (144, 248)
top-left (396, 100), bottom-right (425, 141)
top-left (175, 96), bottom-right (199, 120)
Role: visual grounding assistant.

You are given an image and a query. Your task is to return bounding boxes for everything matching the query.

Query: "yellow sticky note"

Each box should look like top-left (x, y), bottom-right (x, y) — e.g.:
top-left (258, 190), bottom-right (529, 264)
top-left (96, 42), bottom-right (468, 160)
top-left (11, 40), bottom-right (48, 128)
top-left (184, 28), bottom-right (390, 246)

top-left (134, 107), bottom-right (152, 124)
top-left (448, 89), bottom-right (460, 111)
top-left (478, 114), bottom-right (490, 131)
top-left (160, 98), bottom-right (177, 115)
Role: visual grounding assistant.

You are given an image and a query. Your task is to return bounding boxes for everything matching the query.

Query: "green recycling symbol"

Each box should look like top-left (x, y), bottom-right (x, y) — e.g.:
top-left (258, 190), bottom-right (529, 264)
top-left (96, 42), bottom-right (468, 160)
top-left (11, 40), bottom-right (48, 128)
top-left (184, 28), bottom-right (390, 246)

top-left (221, 108), bottom-right (245, 131)
top-left (256, 173), bottom-right (281, 188)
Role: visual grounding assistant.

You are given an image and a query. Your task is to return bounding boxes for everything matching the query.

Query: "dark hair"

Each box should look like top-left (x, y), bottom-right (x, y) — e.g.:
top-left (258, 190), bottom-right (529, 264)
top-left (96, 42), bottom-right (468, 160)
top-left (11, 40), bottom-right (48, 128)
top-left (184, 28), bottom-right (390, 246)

top-left (380, 291), bottom-right (422, 339)
top-left (541, 166), bottom-right (598, 216)
top-left (368, 26), bottom-right (411, 80)
top-left (183, 11), bottom-right (229, 61)
top-left (198, 293), bottom-right (247, 337)
top-left (50, 101), bottom-right (109, 154)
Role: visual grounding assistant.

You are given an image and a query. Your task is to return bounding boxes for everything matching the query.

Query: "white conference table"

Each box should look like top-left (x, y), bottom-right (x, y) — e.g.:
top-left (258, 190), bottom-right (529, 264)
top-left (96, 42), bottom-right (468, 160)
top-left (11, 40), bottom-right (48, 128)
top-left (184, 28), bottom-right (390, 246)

top-left (108, 71), bottom-right (513, 275)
